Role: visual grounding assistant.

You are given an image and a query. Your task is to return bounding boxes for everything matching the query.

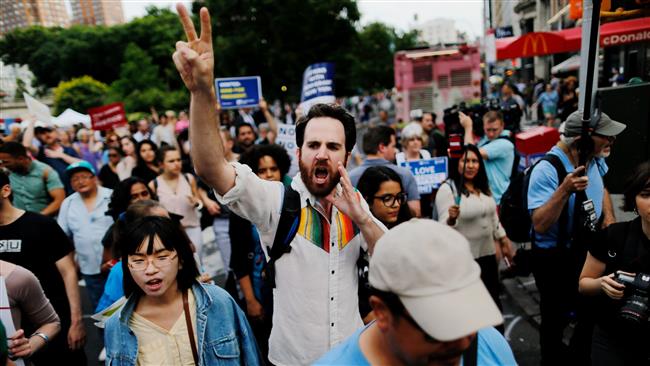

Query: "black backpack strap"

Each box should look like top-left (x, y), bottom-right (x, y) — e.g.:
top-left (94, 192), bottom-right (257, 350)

top-left (541, 155), bottom-right (570, 247)
top-left (528, 154), bottom-right (568, 247)
top-left (462, 333), bottom-right (479, 366)
top-left (266, 184), bottom-right (301, 288)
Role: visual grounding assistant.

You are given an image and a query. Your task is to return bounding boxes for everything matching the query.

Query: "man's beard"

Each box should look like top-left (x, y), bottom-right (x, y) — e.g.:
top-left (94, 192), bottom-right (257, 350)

top-left (299, 159), bottom-right (342, 198)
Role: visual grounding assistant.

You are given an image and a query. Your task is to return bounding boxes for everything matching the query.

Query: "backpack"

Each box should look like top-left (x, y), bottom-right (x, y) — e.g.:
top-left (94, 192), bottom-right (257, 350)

top-left (499, 154), bottom-right (569, 277)
top-left (499, 154), bottom-right (568, 244)
top-left (265, 184), bottom-right (301, 288)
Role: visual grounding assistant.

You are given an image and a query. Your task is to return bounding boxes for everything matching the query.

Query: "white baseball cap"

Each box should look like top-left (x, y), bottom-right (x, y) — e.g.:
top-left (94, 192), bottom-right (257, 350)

top-left (369, 219), bottom-right (503, 341)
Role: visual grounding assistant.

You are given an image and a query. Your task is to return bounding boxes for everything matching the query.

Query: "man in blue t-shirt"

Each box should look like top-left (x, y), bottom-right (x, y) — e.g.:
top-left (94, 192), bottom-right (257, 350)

top-left (461, 110), bottom-right (514, 204)
top-left (527, 111), bottom-right (625, 365)
top-left (315, 219), bottom-right (516, 366)
top-left (349, 125), bottom-right (422, 217)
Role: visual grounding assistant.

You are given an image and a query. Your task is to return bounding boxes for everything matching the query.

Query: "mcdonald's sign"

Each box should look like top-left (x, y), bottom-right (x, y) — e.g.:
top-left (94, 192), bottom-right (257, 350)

top-left (522, 33), bottom-right (549, 56)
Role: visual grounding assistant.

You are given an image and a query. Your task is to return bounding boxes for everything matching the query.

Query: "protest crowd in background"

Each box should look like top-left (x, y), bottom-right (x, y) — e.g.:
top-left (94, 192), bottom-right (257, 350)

top-left (1, 4), bottom-right (649, 366)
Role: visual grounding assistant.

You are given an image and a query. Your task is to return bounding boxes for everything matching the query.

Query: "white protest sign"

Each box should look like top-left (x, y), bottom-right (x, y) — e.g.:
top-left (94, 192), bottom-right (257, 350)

top-left (23, 93), bottom-right (52, 125)
top-left (0, 276), bottom-right (26, 366)
top-left (276, 123), bottom-right (299, 177)
top-left (399, 157), bottom-right (448, 194)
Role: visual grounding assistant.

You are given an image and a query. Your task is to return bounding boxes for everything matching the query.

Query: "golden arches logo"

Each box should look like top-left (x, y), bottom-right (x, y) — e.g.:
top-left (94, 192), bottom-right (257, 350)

top-left (522, 34), bottom-right (549, 56)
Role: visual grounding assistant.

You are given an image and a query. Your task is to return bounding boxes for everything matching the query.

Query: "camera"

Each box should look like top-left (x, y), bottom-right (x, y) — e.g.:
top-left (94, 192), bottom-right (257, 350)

top-left (614, 272), bottom-right (650, 325)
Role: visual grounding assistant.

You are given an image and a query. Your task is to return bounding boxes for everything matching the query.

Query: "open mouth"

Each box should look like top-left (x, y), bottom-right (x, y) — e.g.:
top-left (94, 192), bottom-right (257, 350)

top-left (314, 167), bottom-right (329, 184)
top-left (145, 279), bottom-right (163, 291)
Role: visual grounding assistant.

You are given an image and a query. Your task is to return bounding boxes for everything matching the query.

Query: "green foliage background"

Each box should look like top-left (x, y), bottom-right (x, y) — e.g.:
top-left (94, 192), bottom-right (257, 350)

top-left (0, 2), bottom-right (419, 113)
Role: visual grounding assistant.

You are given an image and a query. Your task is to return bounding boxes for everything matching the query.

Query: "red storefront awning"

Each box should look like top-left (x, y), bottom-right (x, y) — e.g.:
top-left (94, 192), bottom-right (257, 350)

top-left (496, 17), bottom-right (650, 60)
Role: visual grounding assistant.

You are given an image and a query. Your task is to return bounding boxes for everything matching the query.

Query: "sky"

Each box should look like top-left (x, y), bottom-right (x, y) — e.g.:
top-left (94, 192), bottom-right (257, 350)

top-left (117, 0), bottom-right (485, 39)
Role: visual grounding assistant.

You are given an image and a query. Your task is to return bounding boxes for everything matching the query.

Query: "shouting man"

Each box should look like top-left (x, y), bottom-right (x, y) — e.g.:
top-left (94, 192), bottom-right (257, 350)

top-left (172, 5), bottom-right (385, 365)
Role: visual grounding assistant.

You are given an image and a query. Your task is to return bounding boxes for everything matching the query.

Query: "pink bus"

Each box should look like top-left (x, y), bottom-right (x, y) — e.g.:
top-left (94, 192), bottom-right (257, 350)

top-left (394, 45), bottom-right (482, 123)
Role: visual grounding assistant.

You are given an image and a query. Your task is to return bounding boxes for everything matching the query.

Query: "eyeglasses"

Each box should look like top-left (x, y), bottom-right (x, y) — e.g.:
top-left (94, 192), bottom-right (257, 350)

top-left (373, 192), bottom-right (407, 207)
top-left (108, 153), bottom-right (120, 158)
top-left (592, 133), bottom-right (616, 142)
top-left (71, 174), bottom-right (93, 183)
top-left (128, 252), bottom-right (178, 271)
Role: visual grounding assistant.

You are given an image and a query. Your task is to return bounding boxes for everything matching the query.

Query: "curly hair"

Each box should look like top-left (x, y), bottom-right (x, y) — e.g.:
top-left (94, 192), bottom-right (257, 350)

top-left (239, 144), bottom-right (292, 178)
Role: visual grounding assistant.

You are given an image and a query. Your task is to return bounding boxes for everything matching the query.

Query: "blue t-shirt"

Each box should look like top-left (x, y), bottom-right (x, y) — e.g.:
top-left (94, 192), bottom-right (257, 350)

top-left (478, 132), bottom-right (514, 204)
top-left (95, 261), bottom-right (124, 313)
top-left (315, 324), bottom-right (517, 366)
top-left (527, 146), bottom-right (604, 249)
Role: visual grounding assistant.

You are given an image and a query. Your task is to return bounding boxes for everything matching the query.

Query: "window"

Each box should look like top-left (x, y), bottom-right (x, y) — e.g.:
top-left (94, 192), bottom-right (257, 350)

top-left (450, 68), bottom-right (472, 87)
top-left (413, 64), bottom-right (433, 83)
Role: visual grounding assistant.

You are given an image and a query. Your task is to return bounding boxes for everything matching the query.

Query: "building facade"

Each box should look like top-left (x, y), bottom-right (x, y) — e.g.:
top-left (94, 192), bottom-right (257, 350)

top-left (417, 18), bottom-right (460, 46)
top-left (0, 0), bottom-right (69, 36)
top-left (71, 0), bottom-right (124, 26)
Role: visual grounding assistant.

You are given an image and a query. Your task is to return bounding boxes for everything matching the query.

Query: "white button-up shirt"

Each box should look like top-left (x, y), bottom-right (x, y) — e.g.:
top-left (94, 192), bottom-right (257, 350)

top-left (216, 163), bottom-right (385, 365)
top-left (57, 186), bottom-right (113, 275)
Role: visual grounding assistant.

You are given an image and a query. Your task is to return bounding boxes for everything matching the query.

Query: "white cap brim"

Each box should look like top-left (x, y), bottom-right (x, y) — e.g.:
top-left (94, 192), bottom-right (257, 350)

top-left (401, 278), bottom-right (503, 341)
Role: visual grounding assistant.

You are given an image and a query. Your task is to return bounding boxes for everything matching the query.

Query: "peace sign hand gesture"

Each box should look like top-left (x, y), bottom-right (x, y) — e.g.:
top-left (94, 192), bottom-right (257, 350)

top-left (173, 4), bottom-right (214, 94)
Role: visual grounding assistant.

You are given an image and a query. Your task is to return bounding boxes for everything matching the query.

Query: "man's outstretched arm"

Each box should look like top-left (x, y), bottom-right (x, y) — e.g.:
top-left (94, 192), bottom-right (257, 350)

top-left (173, 4), bottom-right (235, 194)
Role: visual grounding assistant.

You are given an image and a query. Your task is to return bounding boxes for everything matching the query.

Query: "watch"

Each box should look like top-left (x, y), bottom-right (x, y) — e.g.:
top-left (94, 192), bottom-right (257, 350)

top-left (31, 332), bottom-right (49, 344)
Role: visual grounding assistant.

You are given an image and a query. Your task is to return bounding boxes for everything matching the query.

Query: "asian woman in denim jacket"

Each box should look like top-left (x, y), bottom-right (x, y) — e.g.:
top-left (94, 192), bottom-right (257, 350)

top-left (104, 216), bottom-right (262, 365)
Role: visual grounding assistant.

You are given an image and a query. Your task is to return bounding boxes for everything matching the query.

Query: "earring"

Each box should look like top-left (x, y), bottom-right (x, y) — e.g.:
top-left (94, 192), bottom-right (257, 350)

top-left (633, 207), bottom-right (638, 215)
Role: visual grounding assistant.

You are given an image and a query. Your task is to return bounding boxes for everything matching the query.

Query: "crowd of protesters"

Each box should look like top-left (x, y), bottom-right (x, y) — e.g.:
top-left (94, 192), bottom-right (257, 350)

top-left (0, 4), bottom-right (648, 366)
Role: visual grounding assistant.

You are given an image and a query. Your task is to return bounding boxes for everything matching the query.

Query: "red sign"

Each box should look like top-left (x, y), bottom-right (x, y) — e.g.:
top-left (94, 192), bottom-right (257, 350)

top-left (88, 102), bottom-right (127, 131)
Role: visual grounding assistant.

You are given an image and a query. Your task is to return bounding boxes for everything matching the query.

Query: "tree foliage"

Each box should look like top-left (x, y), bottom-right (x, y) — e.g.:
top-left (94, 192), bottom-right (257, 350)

top-left (0, 1), bottom-right (421, 109)
top-left (53, 76), bottom-right (109, 114)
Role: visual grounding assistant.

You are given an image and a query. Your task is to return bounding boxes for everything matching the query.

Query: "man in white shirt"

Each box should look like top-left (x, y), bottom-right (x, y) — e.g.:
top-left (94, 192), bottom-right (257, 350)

top-left (172, 5), bottom-right (386, 365)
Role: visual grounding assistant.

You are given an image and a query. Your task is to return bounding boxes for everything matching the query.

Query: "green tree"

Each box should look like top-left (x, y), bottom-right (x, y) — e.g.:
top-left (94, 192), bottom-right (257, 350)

top-left (352, 23), bottom-right (419, 92)
top-left (196, 0), bottom-right (360, 100)
top-left (53, 76), bottom-right (108, 114)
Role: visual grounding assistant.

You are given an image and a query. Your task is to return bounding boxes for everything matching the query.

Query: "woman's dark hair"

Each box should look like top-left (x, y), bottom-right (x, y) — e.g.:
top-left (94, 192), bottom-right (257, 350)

top-left (622, 161), bottom-right (650, 212)
top-left (295, 104), bottom-right (356, 153)
top-left (106, 177), bottom-right (158, 220)
top-left (106, 146), bottom-right (123, 158)
top-left (240, 144), bottom-right (292, 178)
top-left (356, 166), bottom-right (412, 227)
top-left (136, 139), bottom-right (158, 167)
top-left (120, 136), bottom-right (138, 154)
top-left (449, 144), bottom-right (491, 197)
top-left (121, 215), bottom-right (199, 297)
top-left (157, 145), bottom-right (179, 165)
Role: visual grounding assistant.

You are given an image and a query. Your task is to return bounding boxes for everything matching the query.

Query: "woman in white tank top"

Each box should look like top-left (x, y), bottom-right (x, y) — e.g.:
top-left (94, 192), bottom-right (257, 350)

top-left (149, 146), bottom-right (204, 263)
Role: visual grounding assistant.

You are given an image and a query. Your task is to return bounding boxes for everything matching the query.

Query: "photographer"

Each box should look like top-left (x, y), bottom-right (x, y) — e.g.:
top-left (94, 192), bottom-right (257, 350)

top-left (579, 161), bottom-right (650, 365)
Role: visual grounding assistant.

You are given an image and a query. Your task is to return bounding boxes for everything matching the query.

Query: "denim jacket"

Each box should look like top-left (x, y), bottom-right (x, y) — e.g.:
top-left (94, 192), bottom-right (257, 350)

top-left (104, 281), bottom-right (263, 365)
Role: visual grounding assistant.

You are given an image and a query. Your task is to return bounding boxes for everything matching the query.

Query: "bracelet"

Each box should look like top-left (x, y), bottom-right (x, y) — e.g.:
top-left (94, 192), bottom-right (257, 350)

top-left (31, 332), bottom-right (49, 344)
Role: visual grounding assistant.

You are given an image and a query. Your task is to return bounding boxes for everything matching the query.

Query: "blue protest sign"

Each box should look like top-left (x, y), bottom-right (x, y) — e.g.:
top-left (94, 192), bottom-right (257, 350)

top-left (300, 62), bottom-right (335, 111)
top-left (215, 76), bottom-right (262, 109)
top-left (399, 157), bottom-right (448, 194)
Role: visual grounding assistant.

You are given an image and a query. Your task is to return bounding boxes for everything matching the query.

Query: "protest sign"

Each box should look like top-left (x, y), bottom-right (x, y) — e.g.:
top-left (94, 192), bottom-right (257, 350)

top-left (0, 277), bottom-right (26, 366)
top-left (300, 62), bottom-right (335, 112)
top-left (215, 76), bottom-right (262, 109)
top-left (276, 123), bottom-right (299, 177)
top-left (399, 157), bottom-right (448, 194)
top-left (23, 92), bottom-right (52, 125)
top-left (88, 102), bottom-right (128, 131)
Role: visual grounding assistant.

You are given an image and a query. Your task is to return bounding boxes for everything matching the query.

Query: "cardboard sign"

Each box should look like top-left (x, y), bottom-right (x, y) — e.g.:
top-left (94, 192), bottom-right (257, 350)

top-left (23, 92), bottom-right (52, 124)
top-left (215, 76), bottom-right (262, 109)
top-left (276, 123), bottom-right (299, 177)
top-left (400, 157), bottom-right (448, 194)
top-left (88, 102), bottom-right (127, 131)
top-left (300, 62), bottom-right (335, 112)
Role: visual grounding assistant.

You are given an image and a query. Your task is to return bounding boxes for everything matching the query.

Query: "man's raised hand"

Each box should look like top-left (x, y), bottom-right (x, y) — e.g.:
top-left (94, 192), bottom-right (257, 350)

top-left (173, 4), bottom-right (214, 94)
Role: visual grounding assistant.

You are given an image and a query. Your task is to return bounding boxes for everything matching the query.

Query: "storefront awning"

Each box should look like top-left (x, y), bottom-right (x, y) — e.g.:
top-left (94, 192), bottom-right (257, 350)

top-left (496, 17), bottom-right (650, 60)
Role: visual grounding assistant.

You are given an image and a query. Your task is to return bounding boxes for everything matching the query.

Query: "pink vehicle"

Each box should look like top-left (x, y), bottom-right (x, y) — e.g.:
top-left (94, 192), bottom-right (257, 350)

top-left (394, 45), bottom-right (482, 123)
